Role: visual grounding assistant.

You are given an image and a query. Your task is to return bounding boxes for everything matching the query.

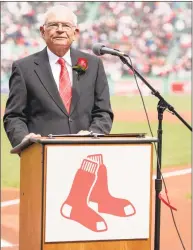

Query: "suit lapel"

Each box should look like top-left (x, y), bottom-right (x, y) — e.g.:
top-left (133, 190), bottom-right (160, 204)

top-left (69, 48), bottom-right (81, 115)
top-left (34, 47), bottom-right (69, 116)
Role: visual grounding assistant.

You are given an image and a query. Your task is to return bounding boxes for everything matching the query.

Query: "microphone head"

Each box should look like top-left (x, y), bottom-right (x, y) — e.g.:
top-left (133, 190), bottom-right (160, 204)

top-left (92, 43), bottom-right (105, 56)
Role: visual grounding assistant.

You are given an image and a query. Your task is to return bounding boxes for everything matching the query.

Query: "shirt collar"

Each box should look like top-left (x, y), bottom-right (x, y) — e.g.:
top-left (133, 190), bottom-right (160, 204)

top-left (47, 47), bottom-right (72, 66)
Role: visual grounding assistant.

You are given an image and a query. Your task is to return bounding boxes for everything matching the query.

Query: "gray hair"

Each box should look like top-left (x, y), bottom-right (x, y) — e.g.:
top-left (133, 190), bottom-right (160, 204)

top-left (43, 5), bottom-right (77, 26)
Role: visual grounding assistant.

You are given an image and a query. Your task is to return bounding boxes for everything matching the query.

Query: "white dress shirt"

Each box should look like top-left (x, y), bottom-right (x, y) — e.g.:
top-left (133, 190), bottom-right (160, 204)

top-left (47, 47), bottom-right (73, 89)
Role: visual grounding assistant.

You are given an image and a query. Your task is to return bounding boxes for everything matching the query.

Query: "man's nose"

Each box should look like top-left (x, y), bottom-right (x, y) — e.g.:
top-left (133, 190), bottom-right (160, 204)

top-left (57, 24), bottom-right (64, 32)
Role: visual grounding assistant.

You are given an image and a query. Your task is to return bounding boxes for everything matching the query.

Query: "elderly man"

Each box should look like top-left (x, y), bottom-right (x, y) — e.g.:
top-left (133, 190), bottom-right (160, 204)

top-left (3, 5), bottom-right (113, 147)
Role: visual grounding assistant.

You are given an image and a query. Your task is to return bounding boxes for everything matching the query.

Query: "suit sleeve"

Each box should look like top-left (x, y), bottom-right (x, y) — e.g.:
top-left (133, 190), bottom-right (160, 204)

top-left (89, 58), bottom-right (114, 134)
top-left (3, 62), bottom-right (29, 147)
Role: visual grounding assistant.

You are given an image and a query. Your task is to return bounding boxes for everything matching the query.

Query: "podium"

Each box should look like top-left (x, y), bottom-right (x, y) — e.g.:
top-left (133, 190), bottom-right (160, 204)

top-left (11, 134), bottom-right (157, 250)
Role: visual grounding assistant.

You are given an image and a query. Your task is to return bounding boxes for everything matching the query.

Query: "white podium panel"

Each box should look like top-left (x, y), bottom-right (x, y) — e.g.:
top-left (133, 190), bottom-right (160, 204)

top-left (45, 144), bottom-right (152, 242)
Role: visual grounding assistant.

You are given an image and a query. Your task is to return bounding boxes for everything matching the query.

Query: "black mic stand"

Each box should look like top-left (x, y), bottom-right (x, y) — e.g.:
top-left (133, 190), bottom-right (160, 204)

top-left (118, 55), bottom-right (192, 250)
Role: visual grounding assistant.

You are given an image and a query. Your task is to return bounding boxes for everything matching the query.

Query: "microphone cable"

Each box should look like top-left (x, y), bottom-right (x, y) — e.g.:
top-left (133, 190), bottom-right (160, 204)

top-left (122, 54), bottom-right (186, 250)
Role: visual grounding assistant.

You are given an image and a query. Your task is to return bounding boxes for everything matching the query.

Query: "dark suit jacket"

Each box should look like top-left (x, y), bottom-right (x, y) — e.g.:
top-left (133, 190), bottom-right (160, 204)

top-left (3, 47), bottom-right (114, 147)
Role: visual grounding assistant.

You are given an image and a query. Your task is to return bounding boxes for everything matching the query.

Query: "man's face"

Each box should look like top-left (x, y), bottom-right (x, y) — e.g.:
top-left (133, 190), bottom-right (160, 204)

top-left (40, 11), bottom-right (79, 51)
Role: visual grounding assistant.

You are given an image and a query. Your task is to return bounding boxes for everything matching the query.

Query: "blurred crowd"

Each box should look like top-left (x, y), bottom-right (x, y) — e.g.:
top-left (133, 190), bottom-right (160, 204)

top-left (1, 1), bottom-right (192, 91)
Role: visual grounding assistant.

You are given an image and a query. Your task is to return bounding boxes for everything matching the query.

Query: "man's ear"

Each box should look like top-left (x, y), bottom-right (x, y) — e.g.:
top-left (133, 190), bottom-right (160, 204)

top-left (40, 26), bottom-right (45, 38)
top-left (74, 28), bottom-right (80, 40)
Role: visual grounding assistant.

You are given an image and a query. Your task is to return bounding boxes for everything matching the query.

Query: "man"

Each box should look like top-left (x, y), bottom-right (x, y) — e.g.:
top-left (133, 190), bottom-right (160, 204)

top-left (3, 5), bottom-right (114, 148)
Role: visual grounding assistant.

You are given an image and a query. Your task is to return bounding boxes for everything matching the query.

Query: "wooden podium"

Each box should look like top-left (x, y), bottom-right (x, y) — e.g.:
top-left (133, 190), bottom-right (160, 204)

top-left (11, 134), bottom-right (157, 250)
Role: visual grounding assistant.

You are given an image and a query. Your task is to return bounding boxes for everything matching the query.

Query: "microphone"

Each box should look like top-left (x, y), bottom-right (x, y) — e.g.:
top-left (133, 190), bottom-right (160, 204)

top-left (92, 43), bottom-right (128, 57)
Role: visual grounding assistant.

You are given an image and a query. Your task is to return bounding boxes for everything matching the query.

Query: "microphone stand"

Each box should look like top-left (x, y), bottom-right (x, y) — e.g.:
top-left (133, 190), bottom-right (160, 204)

top-left (118, 55), bottom-right (192, 250)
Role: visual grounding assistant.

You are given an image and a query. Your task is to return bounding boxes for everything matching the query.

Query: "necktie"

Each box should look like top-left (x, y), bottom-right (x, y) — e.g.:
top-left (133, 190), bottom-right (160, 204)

top-left (58, 58), bottom-right (72, 113)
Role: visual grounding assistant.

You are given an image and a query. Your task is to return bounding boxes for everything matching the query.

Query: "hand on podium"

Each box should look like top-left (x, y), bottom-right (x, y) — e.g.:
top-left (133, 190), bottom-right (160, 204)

top-left (22, 133), bottom-right (41, 142)
top-left (77, 130), bottom-right (92, 135)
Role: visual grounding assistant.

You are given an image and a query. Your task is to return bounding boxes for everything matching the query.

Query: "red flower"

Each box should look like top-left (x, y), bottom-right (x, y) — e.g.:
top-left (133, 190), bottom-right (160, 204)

top-left (72, 58), bottom-right (88, 77)
top-left (77, 58), bottom-right (88, 71)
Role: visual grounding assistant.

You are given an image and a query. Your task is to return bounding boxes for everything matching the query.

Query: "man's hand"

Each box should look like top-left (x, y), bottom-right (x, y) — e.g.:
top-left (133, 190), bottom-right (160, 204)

top-left (77, 130), bottom-right (91, 135)
top-left (22, 133), bottom-right (41, 142)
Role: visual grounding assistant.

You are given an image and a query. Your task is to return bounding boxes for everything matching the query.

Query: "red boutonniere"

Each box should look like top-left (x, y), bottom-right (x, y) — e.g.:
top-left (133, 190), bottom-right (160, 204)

top-left (72, 58), bottom-right (88, 79)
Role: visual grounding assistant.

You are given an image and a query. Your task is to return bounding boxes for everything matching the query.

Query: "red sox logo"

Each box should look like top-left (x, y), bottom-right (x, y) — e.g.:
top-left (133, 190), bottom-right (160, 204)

top-left (60, 154), bottom-right (136, 232)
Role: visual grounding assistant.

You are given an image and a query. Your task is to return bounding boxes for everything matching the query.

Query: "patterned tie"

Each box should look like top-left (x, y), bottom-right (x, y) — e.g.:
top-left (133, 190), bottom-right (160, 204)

top-left (58, 58), bottom-right (72, 113)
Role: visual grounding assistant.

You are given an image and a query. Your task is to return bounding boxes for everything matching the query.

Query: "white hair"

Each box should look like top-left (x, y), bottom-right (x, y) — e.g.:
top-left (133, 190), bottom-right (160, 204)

top-left (43, 5), bottom-right (77, 26)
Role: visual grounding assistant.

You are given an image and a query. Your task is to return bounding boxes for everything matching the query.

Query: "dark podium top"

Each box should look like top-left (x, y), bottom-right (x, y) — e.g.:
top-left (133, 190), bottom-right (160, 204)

top-left (11, 133), bottom-right (158, 154)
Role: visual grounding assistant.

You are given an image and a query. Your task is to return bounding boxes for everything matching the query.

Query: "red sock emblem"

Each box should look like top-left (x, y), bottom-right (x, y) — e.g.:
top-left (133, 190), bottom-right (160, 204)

top-left (60, 159), bottom-right (108, 232)
top-left (87, 154), bottom-right (136, 217)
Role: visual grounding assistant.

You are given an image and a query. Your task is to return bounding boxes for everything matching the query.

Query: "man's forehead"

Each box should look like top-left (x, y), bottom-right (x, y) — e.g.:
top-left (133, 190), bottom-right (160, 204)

top-left (46, 12), bottom-right (74, 24)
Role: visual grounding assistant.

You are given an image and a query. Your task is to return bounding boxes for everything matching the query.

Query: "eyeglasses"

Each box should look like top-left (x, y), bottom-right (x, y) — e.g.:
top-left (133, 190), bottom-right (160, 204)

top-left (44, 22), bottom-right (75, 31)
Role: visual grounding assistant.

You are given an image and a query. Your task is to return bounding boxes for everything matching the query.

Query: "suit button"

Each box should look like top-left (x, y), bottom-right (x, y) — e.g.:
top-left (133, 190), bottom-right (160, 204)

top-left (69, 118), bottom-right (73, 122)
